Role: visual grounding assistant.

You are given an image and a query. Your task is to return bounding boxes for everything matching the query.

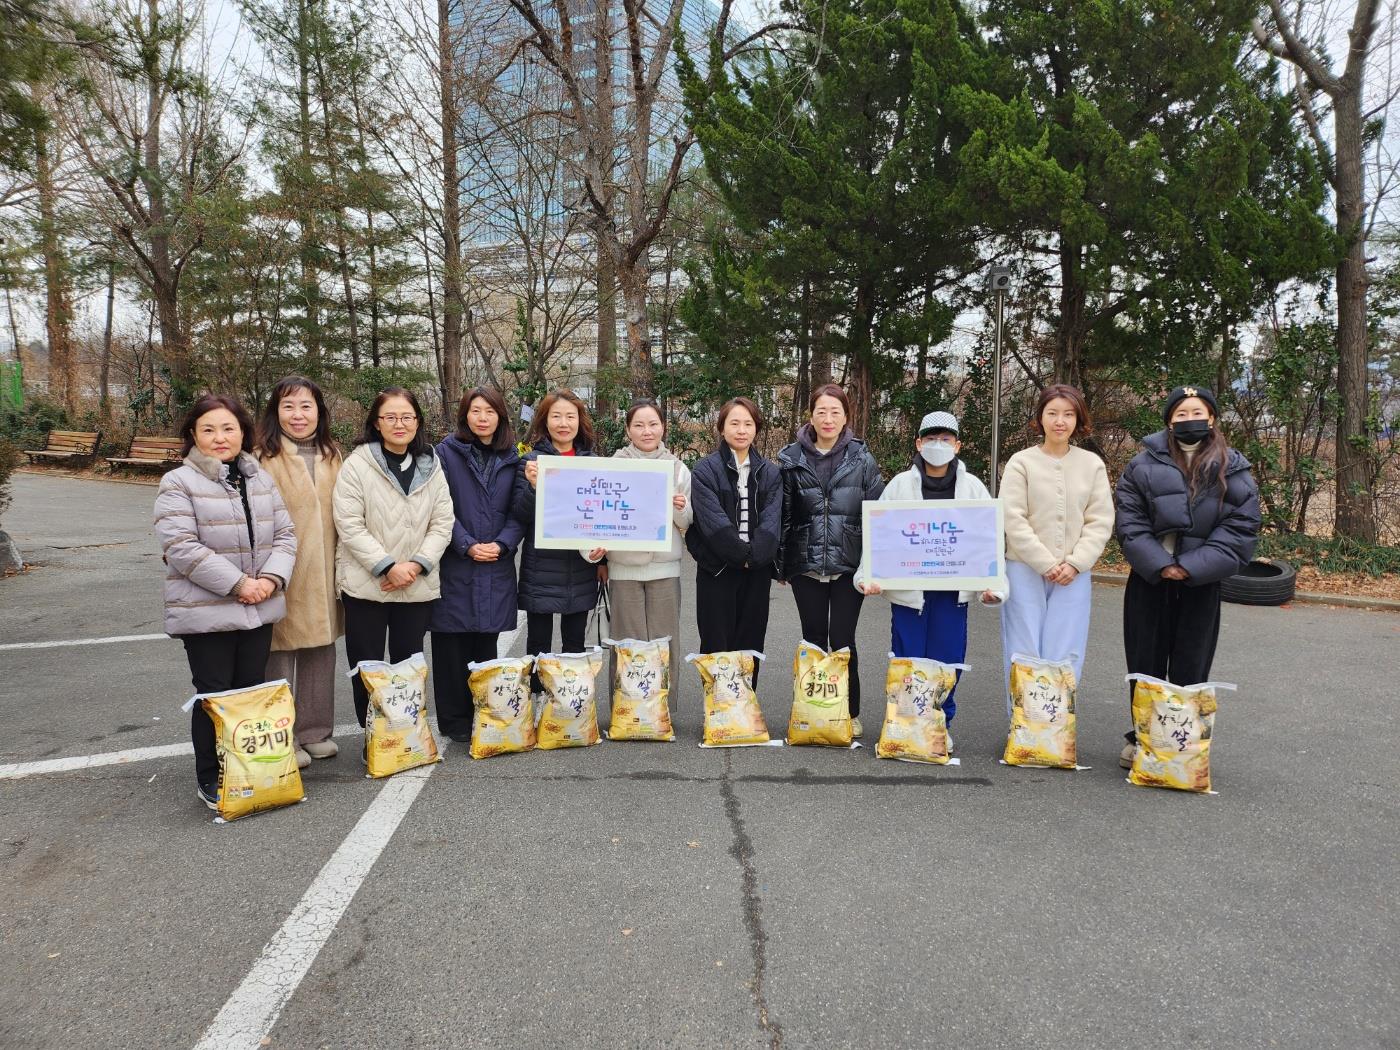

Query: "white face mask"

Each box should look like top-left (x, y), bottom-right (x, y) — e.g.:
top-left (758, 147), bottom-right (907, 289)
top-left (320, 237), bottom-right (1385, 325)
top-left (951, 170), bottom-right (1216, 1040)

top-left (919, 441), bottom-right (957, 467)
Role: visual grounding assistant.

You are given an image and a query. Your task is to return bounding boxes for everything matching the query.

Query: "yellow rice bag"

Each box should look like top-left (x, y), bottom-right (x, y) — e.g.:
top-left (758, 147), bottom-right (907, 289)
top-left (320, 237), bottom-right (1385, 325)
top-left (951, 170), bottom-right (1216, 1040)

top-left (1127, 673), bottom-right (1232, 793)
top-left (536, 648), bottom-right (605, 749)
top-left (606, 637), bottom-right (675, 741)
top-left (875, 655), bottom-right (963, 764)
top-left (690, 650), bottom-right (769, 746)
top-left (468, 655), bottom-right (537, 758)
top-left (354, 653), bottom-right (442, 778)
top-left (1002, 653), bottom-right (1078, 769)
top-left (788, 640), bottom-right (853, 747)
top-left (188, 678), bottom-right (304, 822)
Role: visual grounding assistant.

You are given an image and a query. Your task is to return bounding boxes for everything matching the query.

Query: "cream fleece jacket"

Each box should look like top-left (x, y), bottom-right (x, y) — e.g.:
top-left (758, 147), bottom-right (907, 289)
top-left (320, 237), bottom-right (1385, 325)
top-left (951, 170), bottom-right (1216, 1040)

top-left (1000, 444), bottom-right (1114, 575)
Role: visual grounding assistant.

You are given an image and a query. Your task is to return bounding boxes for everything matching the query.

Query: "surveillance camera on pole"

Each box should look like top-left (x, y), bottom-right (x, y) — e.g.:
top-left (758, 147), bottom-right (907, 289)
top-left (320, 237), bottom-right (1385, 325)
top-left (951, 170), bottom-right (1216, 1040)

top-left (985, 263), bottom-right (1013, 496)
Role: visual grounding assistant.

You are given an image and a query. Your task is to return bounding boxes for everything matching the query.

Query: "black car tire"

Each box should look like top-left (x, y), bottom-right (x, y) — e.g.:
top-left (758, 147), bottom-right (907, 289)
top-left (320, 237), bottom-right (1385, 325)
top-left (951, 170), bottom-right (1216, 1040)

top-left (1220, 558), bottom-right (1296, 607)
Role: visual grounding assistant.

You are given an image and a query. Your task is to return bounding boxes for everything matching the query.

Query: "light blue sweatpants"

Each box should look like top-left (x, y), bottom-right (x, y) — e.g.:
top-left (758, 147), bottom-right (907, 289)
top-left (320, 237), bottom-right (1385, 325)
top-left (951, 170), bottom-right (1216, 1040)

top-left (999, 560), bottom-right (1093, 717)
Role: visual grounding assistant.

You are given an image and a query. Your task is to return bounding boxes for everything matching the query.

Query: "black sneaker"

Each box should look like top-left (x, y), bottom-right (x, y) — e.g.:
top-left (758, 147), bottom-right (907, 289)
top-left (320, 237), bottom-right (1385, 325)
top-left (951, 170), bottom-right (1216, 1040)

top-left (197, 784), bottom-right (219, 810)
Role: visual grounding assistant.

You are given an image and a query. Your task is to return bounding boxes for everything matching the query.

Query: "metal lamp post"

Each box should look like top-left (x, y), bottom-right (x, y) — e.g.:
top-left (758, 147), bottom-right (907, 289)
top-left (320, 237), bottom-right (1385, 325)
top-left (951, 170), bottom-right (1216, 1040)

top-left (984, 263), bottom-right (1012, 497)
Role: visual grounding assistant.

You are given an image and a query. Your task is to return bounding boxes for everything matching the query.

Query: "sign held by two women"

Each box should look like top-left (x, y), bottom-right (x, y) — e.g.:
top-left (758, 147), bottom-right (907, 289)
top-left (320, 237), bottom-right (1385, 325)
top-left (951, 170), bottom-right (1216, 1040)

top-left (534, 456), bottom-right (675, 552)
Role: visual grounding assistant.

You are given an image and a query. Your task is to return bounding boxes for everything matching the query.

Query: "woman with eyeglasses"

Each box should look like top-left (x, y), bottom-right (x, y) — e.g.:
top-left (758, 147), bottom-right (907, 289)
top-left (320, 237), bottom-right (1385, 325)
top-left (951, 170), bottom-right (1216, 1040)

top-left (332, 387), bottom-right (454, 730)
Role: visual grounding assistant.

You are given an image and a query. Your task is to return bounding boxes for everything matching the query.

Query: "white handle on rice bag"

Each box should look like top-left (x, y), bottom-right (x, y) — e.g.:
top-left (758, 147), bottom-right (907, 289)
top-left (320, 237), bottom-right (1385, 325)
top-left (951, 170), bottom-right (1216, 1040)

top-left (685, 651), bottom-right (765, 662)
top-left (181, 678), bottom-right (292, 711)
top-left (604, 636), bottom-right (671, 648)
top-left (468, 655), bottom-right (535, 671)
top-left (1124, 673), bottom-right (1236, 692)
top-left (346, 652), bottom-right (428, 678)
top-left (798, 640), bottom-right (851, 655)
top-left (537, 646), bottom-right (606, 660)
top-left (1011, 652), bottom-right (1076, 672)
top-left (885, 651), bottom-right (970, 671)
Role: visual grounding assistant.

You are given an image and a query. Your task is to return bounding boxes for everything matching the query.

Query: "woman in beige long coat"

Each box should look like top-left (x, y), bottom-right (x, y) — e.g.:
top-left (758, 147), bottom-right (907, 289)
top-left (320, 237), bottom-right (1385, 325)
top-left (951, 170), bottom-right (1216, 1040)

top-left (256, 376), bottom-right (343, 769)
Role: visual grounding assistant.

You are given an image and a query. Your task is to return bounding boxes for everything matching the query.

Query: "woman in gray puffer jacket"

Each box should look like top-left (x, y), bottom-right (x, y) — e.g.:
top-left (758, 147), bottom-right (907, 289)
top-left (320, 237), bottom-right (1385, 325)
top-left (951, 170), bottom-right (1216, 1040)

top-left (154, 394), bottom-right (297, 808)
top-left (777, 384), bottom-right (884, 724)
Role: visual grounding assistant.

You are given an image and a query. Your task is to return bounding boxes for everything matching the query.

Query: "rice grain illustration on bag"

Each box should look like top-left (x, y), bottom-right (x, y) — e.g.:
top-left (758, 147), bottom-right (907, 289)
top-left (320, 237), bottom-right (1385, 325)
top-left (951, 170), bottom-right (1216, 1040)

top-left (1002, 653), bottom-right (1078, 769)
top-left (1126, 673), bottom-right (1233, 793)
top-left (690, 650), bottom-right (769, 746)
top-left (875, 655), bottom-right (963, 764)
top-left (184, 678), bottom-right (304, 822)
top-left (536, 648), bottom-right (605, 750)
top-left (352, 653), bottom-right (442, 778)
top-left (468, 655), bottom-right (538, 759)
top-left (605, 637), bottom-right (674, 741)
top-left (788, 641), bottom-right (853, 747)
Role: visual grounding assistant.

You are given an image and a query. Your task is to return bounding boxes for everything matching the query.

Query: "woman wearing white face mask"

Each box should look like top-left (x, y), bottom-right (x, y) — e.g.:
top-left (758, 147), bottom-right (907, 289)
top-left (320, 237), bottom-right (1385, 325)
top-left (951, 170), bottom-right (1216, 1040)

top-left (854, 411), bottom-right (1003, 734)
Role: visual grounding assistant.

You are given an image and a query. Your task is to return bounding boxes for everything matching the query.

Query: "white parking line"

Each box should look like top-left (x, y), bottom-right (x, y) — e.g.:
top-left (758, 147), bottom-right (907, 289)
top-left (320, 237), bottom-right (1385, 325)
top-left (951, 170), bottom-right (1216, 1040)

top-left (0, 632), bottom-right (167, 652)
top-left (191, 758), bottom-right (441, 1050)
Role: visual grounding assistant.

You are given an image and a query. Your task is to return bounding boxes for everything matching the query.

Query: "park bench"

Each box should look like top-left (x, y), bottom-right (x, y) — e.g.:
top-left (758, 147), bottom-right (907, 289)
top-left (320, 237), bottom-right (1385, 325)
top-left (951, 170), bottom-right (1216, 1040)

top-left (22, 429), bottom-right (101, 466)
top-left (106, 435), bottom-right (183, 474)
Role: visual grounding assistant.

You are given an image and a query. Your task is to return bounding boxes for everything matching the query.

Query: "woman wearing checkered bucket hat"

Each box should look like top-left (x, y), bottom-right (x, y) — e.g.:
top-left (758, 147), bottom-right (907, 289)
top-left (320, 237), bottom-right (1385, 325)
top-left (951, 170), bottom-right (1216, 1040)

top-left (1114, 385), bottom-right (1260, 767)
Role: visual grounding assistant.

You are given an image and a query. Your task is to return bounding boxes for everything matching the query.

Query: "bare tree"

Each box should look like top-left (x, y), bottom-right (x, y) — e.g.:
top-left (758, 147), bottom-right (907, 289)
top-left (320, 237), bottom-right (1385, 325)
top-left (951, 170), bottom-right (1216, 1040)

top-left (1255, 0), bottom-right (1392, 540)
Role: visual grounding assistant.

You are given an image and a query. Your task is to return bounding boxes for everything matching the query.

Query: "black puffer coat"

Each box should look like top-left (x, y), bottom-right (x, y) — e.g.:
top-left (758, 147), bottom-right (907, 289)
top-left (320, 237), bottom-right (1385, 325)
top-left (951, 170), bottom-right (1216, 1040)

top-left (686, 444), bottom-right (782, 576)
top-left (777, 430), bottom-right (885, 579)
top-left (1114, 431), bottom-right (1260, 586)
top-left (512, 437), bottom-right (602, 615)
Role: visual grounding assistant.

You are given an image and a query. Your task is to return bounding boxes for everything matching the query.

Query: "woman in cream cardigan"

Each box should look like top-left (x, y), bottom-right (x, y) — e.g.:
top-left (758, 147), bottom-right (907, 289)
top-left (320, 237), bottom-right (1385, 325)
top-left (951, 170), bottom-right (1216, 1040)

top-left (256, 376), bottom-right (342, 768)
top-left (999, 384), bottom-right (1114, 713)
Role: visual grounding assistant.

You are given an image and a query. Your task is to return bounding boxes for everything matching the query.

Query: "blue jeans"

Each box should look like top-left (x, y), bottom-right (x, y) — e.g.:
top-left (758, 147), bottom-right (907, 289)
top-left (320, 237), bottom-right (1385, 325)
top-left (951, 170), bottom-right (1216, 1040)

top-left (890, 592), bottom-right (968, 721)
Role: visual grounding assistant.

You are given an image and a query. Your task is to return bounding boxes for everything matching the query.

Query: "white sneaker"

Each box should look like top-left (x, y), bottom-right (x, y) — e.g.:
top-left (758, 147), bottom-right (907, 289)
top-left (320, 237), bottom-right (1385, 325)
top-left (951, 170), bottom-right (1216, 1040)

top-left (1119, 743), bottom-right (1137, 769)
top-left (295, 747), bottom-right (312, 770)
top-left (304, 739), bottom-right (339, 759)
top-left (945, 729), bottom-right (955, 755)
top-left (851, 717), bottom-right (863, 739)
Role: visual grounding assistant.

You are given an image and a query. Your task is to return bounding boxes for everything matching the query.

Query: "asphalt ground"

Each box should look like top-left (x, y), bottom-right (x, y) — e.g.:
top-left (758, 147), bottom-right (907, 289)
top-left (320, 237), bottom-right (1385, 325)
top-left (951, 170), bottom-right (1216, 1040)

top-left (1, 471), bottom-right (1397, 1050)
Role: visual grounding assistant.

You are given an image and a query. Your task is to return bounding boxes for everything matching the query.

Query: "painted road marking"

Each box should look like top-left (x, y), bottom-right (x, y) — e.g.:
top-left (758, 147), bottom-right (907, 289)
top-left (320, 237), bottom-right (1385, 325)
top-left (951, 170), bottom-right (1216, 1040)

top-left (191, 756), bottom-right (441, 1049)
top-left (0, 632), bottom-right (168, 652)
top-left (0, 614), bottom-right (525, 780)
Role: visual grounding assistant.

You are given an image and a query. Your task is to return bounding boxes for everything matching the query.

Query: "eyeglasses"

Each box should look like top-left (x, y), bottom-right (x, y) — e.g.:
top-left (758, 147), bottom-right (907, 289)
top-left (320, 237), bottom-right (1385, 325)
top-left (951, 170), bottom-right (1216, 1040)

top-left (378, 414), bottom-right (417, 425)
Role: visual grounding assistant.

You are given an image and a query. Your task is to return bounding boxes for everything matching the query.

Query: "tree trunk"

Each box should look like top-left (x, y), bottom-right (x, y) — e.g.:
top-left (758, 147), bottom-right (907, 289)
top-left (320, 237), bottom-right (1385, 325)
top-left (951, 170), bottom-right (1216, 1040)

top-left (595, 244), bottom-right (617, 418)
top-left (847, 282), bottom-right (875, 438)
top-left (438, 0), bottom-right (463, 422)
top-left (34, 114), bottom-right (77, 415)
top-left (619, 259), bottom-right (653, 397)
top-left (1332, 96), bottom-right (1376, 541)
top-left (99, 257), bottom-right (115, 423)
top-left (1056, 240), bottom-right (1086, 389)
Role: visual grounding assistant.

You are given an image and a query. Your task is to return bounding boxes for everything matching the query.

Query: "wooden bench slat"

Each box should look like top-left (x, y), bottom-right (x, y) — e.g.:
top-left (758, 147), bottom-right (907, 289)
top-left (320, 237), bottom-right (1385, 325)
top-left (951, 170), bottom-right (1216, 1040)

top-left (107, 434), bottom-right (182, 470)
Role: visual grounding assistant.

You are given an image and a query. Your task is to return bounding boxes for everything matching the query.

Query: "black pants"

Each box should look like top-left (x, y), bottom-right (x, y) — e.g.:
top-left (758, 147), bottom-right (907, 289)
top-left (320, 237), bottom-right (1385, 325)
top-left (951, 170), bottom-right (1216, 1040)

top-left (1122, 571), bottom-right (1222, 740)
top-left (431, 630), bottom-right (499, 739)
top-left (790, 572), bottom-right (867, 714)
top-left (695, 565), bottom-right (772, 683)
top-left (181, 624), bottom-right (274, 791)
top-left (525, 610), bottom-right (587, 693)
top-left (343, 593), bottom-right (433, 726)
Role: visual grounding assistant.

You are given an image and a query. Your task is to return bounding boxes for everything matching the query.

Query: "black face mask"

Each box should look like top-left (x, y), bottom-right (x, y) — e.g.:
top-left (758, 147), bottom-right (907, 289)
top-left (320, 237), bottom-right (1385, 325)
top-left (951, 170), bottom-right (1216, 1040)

top-left (1172, 419), bottom-right (1212, 447)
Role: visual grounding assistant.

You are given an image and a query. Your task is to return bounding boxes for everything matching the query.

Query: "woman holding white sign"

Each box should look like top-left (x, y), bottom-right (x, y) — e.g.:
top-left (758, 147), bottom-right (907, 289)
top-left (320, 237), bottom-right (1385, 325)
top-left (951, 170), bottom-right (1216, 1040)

top-left (854, 411), bottom-right (1003, 734)
top-left (998, 384), bottom-right (1114, 716)
top-left (688, 396), bottom-right (782, 683)
top-left (514, 389), bottom-right (606, 694)
top-left (584, 399), bottom-right (693, 692)
top-left (777, 384), bottom-right (885, 736)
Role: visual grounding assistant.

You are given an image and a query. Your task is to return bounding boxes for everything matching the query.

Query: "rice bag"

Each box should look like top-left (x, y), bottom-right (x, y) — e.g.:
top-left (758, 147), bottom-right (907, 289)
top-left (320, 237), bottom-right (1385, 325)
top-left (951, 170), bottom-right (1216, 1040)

top-left (187, 678), bottom-right (304, 821)
top-left (1126, 673), bottom-right (1233, 793)
top-left (787, 641), bottom-right (853, 747)
top-left (1002, 653), bottom-right (1078, 769)
top-left (606, 637), bottom-right (675, 741)
top-left (353, 653), bottom-right (442, 778)
top-left (875, 655), bottom-right (963, 764)
top-left (690, 650), bottom-right (769, 746)
top-left (468, 655), bottom-right (538, 759)
top-left (536, 648), bottom-right (605, 750)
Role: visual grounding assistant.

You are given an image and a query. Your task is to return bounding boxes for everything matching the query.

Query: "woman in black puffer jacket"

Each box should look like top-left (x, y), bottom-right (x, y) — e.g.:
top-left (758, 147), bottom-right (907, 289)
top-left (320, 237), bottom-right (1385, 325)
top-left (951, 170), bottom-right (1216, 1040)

top-left (687, 396), bottom-right (782, 683)
top-left (777, 384), bottom-right (885, 722)
top-left (513, 389), bottom-right (605, 692)
top-left (1114, 385), bottom-right (1260, 766)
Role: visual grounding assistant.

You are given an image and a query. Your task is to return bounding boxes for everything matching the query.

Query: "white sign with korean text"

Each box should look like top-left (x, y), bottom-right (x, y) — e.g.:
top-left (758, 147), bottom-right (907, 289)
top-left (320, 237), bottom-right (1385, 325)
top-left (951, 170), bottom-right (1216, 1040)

top-left (534, 455), bottom-right (674, 552)
top-left (861, 498), bottom-right (1006, 590)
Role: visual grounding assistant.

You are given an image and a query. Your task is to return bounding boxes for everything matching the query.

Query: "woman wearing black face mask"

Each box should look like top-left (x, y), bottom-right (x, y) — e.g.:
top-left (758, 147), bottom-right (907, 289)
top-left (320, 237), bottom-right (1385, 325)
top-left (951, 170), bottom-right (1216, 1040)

top-left (1114, 385), bottom-right (1260, 767)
